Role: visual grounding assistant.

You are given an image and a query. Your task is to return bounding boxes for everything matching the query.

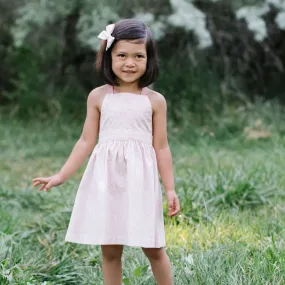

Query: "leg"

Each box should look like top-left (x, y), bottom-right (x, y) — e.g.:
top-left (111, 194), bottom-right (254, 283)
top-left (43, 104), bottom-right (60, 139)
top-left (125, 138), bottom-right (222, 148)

top-left (142, 247), bottom-right (173, 285)
top-left (101, 245), bottom-right (124, 285)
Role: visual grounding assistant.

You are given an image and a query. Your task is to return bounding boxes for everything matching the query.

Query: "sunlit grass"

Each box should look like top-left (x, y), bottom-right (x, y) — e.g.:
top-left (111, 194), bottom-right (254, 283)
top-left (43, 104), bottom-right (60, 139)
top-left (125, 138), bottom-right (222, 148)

top-left (166, 204), bottom-right (285, 250)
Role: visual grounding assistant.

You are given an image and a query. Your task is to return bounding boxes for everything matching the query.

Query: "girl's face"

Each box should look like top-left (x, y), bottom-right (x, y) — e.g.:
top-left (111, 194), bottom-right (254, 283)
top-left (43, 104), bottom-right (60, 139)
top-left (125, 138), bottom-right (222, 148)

top-left (111, 40), bottom-right (147, 86)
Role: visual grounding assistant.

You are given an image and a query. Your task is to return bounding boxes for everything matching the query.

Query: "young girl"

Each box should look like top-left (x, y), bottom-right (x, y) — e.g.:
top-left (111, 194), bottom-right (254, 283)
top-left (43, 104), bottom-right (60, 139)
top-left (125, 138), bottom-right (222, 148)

top-left (32, 19), bottom-right (180, 285)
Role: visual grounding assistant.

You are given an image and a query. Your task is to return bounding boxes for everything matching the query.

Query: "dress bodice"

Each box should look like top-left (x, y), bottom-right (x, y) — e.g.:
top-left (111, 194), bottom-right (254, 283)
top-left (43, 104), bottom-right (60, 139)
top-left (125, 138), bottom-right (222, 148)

top-left (98, 85), bottom-right (153, 145)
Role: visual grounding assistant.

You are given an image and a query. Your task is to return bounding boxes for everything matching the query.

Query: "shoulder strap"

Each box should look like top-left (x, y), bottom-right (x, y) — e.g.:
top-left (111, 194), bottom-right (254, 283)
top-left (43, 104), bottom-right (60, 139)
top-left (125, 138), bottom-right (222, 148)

top-left (107, 84), bottom-right (113, 94)
top-left (141, 87), bottom-right (149, 96)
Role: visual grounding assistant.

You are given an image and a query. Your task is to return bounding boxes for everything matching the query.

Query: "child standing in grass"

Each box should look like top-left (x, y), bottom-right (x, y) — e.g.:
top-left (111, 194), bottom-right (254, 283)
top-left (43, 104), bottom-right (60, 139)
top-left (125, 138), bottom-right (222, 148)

top-left (32, 19), bottom-right (180, 285)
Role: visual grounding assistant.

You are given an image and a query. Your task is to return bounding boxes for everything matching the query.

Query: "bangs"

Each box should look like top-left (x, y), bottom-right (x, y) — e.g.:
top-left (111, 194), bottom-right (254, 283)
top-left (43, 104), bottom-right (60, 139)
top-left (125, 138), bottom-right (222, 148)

top-left (125, 38), bottom-right (146, 44)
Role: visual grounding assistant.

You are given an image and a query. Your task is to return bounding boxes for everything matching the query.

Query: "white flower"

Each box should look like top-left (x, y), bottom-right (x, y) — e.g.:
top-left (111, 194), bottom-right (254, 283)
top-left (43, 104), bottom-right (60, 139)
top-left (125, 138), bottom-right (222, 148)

top-left (276, 11), bottom-right (285, 29)
top-left (168, 0), bottom-right (213, 49)
top-left (266, 0), bottom-right (285, 9)
top-left (77, 6), bottom-right (119, 51)
top-left (236, 4), bottom-right (269, 42)
top-left (134, 12), bottom-right (167, 40)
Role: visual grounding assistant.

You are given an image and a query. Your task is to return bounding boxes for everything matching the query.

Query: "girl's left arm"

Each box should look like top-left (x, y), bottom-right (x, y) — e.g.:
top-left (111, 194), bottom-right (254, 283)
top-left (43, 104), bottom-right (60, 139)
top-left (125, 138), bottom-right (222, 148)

top-left (152, 92), bottom-right (180, 216)
top-left (152, 93), bottom-right (174, 192)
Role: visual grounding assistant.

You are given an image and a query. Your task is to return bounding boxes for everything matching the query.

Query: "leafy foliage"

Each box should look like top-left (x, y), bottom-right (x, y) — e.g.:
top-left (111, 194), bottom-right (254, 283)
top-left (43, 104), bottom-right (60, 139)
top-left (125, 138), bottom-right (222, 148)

top-left (1, 0), bottom-right (285, 119)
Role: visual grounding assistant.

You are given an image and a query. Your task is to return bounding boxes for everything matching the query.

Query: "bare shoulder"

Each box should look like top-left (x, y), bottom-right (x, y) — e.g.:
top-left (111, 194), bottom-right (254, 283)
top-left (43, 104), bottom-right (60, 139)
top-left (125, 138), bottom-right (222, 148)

top-left (146, 88), bottom-right (167, 112)
top-left (87, 85), bottom-right (108, 110)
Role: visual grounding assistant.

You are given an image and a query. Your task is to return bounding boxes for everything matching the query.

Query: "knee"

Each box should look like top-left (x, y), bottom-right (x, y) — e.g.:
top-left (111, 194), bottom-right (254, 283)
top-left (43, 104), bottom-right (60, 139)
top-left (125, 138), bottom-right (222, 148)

top-left (142, 247), bottom-right (164, 261)
top-left (101, 245), bottom-right (123, 261)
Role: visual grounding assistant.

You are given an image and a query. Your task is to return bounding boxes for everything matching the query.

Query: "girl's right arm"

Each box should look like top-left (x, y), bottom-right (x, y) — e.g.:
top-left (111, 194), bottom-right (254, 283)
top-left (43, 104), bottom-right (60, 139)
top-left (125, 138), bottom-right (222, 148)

top-left (57, 88), bottom-right (101, 181)
top-left (32, 87), bottom-right (105, 191)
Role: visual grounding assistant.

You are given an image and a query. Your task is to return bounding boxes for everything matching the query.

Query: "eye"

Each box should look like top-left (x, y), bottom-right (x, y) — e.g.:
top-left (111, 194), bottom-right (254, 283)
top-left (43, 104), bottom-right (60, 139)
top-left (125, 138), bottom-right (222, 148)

top-left (136, 54), bottom-right (145, 58)
top-left (118, 54), bottom-right (125, 57)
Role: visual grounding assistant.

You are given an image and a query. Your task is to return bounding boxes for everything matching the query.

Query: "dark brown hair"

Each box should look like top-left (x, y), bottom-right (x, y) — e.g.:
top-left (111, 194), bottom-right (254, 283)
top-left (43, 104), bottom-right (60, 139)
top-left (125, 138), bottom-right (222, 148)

top-left (96, 19), bottom-right (159, 88)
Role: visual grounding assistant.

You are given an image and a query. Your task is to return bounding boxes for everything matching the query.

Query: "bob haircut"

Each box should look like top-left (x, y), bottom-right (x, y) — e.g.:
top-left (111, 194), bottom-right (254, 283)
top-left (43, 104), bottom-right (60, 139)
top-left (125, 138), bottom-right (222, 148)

top-left (96, 19), bottom-right (159, 88)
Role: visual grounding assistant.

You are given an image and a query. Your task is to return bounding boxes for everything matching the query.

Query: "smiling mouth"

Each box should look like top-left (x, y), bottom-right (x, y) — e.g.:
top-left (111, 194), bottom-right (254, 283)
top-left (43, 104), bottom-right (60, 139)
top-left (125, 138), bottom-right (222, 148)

top-left (123, 71), bottom-right (136, 74)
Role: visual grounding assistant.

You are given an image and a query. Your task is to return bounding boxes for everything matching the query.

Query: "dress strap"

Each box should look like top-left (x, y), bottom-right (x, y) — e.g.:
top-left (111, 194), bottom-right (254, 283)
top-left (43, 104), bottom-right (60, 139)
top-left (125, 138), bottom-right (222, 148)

top-left (107, 84), bottom-right (113, 94)
top-left (141, 87), bottom-right (149, 96)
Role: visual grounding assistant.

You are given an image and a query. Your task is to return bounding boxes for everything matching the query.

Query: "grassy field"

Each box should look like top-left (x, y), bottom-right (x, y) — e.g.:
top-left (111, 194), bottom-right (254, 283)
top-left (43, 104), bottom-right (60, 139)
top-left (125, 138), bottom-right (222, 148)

top-left (1, 110), bottom-right (285, 284)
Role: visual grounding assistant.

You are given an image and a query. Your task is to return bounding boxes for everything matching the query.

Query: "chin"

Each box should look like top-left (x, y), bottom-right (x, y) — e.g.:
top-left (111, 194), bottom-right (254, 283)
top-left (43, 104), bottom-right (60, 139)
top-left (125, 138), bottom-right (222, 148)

top-left (117, 75), bottom-right (141, 84)
top-left (123, 78), bottom-right (140, 83)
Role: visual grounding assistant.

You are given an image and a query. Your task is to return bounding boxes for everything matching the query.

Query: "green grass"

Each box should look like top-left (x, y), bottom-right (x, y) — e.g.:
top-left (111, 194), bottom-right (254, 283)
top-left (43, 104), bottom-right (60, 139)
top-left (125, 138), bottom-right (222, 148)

top-left (1, 111), bottom-right (285, 284)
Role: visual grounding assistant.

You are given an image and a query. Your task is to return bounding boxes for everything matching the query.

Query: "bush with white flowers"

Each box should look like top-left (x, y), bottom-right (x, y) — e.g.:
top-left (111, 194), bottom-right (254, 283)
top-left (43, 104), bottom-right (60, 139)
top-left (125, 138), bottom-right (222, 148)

top-left (236, 0), bottom-right (285, 41)
top-left (9, 0), bottom-right (285, 49)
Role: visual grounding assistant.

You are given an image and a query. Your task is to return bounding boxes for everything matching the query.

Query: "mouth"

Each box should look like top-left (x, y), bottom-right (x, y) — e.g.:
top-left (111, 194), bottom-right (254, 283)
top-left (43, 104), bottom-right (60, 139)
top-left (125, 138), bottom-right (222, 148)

top-left (123, 71), bottom-right (136, 74)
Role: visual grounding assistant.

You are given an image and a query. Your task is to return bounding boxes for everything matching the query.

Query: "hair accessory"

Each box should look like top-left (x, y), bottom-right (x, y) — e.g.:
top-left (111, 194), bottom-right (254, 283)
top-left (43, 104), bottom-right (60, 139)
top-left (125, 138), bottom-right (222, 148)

top-left (98, 24), bottom-right (115, 51)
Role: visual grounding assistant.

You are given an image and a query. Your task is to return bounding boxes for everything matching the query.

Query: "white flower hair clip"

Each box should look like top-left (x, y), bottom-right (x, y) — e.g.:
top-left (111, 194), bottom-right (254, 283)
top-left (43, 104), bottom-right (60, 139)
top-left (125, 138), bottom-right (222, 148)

top-left (98, 23), bottom-right (115, 51)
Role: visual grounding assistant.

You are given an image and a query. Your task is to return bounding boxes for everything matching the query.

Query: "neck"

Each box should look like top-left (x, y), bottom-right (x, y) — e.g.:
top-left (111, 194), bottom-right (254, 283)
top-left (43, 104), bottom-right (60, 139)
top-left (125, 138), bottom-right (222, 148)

top-left (114, 80), bottom-right (141, 94)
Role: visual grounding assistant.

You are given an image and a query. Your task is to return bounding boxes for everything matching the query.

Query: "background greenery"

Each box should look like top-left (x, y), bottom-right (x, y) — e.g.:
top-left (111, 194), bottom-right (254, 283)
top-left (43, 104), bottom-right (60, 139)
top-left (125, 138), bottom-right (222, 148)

top-left (1, 0), bottom-right (285, 121)
top-left (1, 0), bottom-right (285, 284)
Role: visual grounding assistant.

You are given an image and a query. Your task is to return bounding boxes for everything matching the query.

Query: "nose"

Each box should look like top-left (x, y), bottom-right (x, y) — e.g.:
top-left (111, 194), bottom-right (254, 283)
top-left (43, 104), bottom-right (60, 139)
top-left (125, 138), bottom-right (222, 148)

top-left (125, 58), bottom-right (135, 67)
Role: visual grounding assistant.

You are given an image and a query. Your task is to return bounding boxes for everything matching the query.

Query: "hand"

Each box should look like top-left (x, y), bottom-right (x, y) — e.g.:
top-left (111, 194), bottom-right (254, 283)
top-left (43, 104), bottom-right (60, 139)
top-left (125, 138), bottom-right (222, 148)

top-left (32, 173), bottom-right (64, 192)
top-left (166, 190), bottom-right (180, 217)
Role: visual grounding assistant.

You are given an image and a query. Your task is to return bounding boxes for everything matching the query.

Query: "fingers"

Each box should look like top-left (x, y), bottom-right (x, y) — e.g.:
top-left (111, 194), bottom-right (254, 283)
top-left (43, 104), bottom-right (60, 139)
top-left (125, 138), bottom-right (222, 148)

top-left (31, 177), bottom-right (51, 192)
top-left (45, 181), bottom-right (54, 191)
top-left (168, 199), bottom-right (173, 212)
top-left (168, 209), bottom-right (180, 216)
top-left (38, 184), bottom-right (46, 191)
top-left (168, 208), bottom-right (179, 216)
top-left (32, 177), bottom-right (50, 184)
top-left (32, 181), bottom-right (41, 187)
top-left (168, 197), bottom-right (180, 217)
top-left (168, 199), bottom-right (175, 216)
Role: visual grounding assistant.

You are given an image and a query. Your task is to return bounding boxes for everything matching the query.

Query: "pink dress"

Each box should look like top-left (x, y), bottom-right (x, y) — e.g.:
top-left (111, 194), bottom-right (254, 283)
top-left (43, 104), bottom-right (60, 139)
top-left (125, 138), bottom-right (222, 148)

top-left (65, 84), bottom-right (166, 248)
